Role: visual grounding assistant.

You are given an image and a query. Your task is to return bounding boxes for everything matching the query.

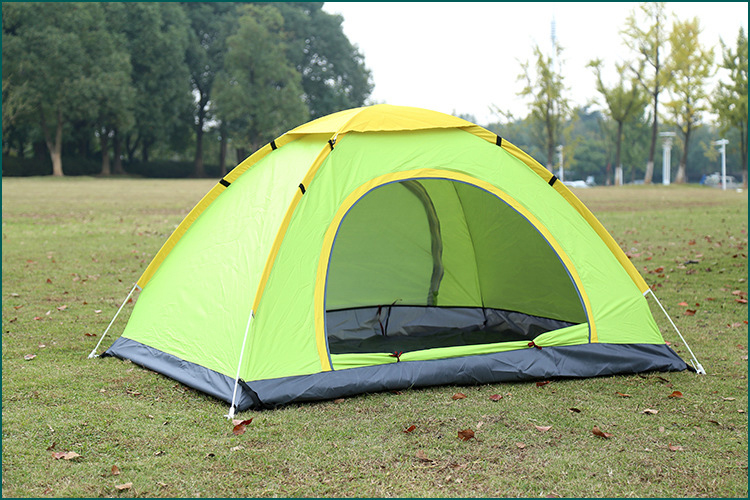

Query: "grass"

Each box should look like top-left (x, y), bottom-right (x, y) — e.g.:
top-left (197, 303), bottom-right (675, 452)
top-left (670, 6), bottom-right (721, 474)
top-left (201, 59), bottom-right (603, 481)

top-left (2, 177), bottom-right (747, 498)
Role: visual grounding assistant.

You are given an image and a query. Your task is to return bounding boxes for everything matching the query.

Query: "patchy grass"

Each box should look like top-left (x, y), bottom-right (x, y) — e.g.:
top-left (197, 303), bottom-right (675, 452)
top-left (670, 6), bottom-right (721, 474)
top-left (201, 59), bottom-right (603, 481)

top-left (2, 178), bottom-right (747, 498)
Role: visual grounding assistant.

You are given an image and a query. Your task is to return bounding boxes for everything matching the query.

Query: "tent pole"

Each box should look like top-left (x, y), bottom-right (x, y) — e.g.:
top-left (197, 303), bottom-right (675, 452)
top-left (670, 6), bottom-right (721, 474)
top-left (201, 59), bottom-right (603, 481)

top-left (88, 283), bottom-right (139, 359)
top-left (226, 309), bottom-right (254, 419)
top-left (644, 289), bottom-right (706, 375)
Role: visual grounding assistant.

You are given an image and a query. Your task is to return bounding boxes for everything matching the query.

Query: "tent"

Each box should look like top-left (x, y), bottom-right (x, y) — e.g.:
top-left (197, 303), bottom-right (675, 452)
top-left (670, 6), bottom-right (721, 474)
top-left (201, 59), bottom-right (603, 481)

top-left (98, 104), bottom-right (698, 413)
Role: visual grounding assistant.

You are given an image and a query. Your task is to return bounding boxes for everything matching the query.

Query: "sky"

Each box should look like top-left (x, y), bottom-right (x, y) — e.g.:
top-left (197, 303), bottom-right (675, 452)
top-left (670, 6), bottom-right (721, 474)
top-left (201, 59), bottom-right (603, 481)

top-left (322, 2), bottom-right (749, 125)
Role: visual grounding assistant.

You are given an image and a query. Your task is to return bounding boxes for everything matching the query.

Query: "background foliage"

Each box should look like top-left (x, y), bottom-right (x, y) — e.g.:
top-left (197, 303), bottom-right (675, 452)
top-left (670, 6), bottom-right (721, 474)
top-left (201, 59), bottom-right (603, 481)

top-left (1, 2), bottom-right (747, 185)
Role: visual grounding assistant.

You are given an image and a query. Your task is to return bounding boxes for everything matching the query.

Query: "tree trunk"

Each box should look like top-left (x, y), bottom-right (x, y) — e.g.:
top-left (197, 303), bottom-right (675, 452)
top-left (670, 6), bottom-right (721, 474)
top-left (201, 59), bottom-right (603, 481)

top-left (40, 108), bottom-right (64, 176)
top-left (112, 128), bottom-right (124, 174)
top-left (193, 93), bottom-right (209, 178)
top-left (644, 93), bottom-right (659, 184)
top-left (741, 122), bottom-right (748, 189)
top-left (236, 147), bottom-right (247, 164)
top-left (100, 129), bottom-right (111, 176)
top-left (142, 138), bottom-right (151, 164)
top-left (219, 125), bottom-right (228, 177)
top-left (674, 129), bottom-right (689, 184)
top-left (615, 121), bottom-right (624, 186)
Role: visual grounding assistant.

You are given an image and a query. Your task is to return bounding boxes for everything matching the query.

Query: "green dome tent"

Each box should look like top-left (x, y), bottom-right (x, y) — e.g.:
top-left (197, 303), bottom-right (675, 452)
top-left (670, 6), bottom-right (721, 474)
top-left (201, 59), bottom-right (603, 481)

top-left (97, 105), bottom-right (698, 413)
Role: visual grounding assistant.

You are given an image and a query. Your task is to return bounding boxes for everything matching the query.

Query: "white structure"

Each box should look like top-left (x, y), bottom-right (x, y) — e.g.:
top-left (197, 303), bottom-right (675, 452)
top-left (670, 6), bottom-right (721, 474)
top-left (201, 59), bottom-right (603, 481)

top-left (556, 144), bottom-right (564, 181)
top-left (712, 139), bottom-right (729, 191)
top-left (659, 132), bottom-right (676, 185)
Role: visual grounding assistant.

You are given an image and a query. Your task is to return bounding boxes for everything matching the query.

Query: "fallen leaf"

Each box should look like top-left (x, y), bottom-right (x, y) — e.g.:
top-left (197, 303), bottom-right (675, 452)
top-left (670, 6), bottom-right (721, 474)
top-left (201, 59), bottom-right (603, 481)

top-left (668, 391), bottom-right (683, 398)
top-left (722, 397), bottom-right (736, 401)
top-left (736, 299), bottom-right (748, 304)
top-left (677, 301), bottom-right (689, 306)
top-left (230, 445), bottom-right (243, 451)
top-left (204, 453), bottom-right (215, 458)
top-left (668, 444), bottom-right (684, 452)
top-left (24, 354), bottom-right (36, 361)
top-left (534, 425), bottom-right (552, 433)
top-left (404, 425), bottom-right (416, 433)
top-left (457, 429), bottom-right (475, 441)
top-left (111, 465), bottom-right (120, 476)
top-left (232, 418), bottom-right (253, 436)
top-left (333, 398), bottom-right (345, 404)
top-left (451, 393), bottom-right (467, 400)
top-left (46, 278), bottom-right (52, 284)
top-left (536, 380), bottom-right (551, 387)
top-left (415, 450), bottom-right (433, 463)
top-left (615, 391), bottom-right (631, 398)
top-left (684, 309), bottom-right (697, 316)
top-left (592, 426), bottom-right (613, 439)
top-left (568, 407), bottom-right (581, 413)
top-left (52, 451), bottom-right (81, 460)
top-left (94, 309), bottom-right (102, 314)
top-left (489, 394), bottom-right (503, 401)
top-left (642, 408), bottom-right (659, 415)
top-left (56, 305), bottom-right (68, 311)
top-left (84, 333), bottom-right (96, 337)
top-left (114, 483), bottom-right (132, 491)
top-left (515, 442), bottom-right (526, 449)
top-left (156, 482), bottom-right (168, 488)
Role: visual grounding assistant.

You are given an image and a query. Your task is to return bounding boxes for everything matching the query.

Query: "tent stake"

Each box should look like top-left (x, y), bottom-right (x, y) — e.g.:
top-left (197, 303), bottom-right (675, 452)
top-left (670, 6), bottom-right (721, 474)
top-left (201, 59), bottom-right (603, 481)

top-left (226, 309), bottom-right (254, 419)
top-left (88, 283), bottom-right (139, 359)
top-left (645, 289), bottom-right (706, 375)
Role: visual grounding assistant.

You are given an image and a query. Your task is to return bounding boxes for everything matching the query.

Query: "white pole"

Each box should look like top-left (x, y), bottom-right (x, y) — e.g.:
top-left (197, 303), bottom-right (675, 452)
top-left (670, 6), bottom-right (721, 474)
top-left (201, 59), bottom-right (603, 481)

top-left (660, 132), bottom-right (674, 185)
top-left (88, 283), bottom-right (139, 358)
top-left (712, 139), bottom-right (729, 190)
top-left (644, 289), bottom-right (706, 375)
top-left (225, 308), bottom-right (255, 419)
top-left (556, 144), bottom-right (564, 182)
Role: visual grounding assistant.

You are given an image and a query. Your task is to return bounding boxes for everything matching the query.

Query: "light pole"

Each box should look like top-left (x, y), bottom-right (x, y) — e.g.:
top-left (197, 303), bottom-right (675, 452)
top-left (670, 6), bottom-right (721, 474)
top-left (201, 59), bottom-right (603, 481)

top-left (556, 144), bottom-right (564, 182)
top-left (659, 132), bottom-right (675, 185)
top-left (712, 139), bottom-right (729, 191)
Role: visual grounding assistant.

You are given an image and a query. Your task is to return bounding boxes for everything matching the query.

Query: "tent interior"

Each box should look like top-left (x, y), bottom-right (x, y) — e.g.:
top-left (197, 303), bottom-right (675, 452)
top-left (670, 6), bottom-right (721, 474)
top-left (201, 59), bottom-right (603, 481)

top-left (324, 178), bottom-right (588, 355)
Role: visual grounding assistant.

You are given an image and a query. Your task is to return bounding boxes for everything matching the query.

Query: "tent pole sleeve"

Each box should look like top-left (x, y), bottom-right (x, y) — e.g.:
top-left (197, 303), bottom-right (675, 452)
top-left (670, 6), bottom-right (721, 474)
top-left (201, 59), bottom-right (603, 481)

top-left (645, 289), bottom-right (706, 374)
top-left (225, 309), bottom-right (254, 419)
top-left (88, 283), bottom-right (139, 359)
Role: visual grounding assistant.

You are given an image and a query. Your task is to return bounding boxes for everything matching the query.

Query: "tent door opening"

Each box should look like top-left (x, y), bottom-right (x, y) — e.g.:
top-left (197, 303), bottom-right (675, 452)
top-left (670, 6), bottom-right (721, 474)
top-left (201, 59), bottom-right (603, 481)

top-left (324, 177), bottom-right (587, 356)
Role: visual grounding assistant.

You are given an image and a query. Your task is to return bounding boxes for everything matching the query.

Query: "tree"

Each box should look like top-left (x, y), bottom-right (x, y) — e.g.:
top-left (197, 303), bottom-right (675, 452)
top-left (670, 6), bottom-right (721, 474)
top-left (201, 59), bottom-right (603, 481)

top-left (2, 2), bottom-right (130, 176)
top-left (713, 27), bottom-right (748, 188)
top-left (273, 2), bottom-right (373, 119)
top-left (621, 2), bottom-right (672, 184)
top-left (213, 4), bottom-right (308, 166)
top-left (588, 59), bottom-right (648, 185)
top-left (183, 2), bottom-right (238, 177)
top-left (518, 43), bottom-right (570, 171)
top-left (663, 17), bottom-right (714, 184)
top-left (112, 3), bottom-right (192, 166)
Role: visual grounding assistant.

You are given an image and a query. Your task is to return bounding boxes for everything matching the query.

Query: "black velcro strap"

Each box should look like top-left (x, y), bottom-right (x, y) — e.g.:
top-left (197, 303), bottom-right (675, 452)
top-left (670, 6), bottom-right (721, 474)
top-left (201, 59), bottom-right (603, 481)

top-left (299, 183), bottom-right (306, 194)
top-left (548, 175), bottom-right (558, 187)
top-left (270, 140), bottom-right (277, 150)
top-left (219, 179), bottom-right (231, 187)
top-left (328, 139), bottom-right (335, 150)
top-left (496, 136), bottom-right (503, 147)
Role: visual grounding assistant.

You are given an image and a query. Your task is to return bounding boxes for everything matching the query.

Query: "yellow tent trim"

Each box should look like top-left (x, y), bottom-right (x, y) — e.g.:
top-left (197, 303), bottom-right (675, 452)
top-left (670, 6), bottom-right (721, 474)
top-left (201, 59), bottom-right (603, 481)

top-left (315, 169), bottom-right (598, 371)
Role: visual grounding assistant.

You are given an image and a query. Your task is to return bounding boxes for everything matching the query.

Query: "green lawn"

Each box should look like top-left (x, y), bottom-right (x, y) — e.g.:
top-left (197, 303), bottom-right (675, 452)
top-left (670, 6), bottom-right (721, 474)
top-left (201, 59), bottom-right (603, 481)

top-left (2, 177), bottom-right (747, 498)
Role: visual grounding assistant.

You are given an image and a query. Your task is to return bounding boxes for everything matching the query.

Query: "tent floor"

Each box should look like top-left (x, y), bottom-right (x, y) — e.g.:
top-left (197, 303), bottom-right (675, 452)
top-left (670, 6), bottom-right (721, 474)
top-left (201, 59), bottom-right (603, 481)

top-left (325, 305), bottom-right (578, 355)
top-left (327, 327), bottom-right (531, 354)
